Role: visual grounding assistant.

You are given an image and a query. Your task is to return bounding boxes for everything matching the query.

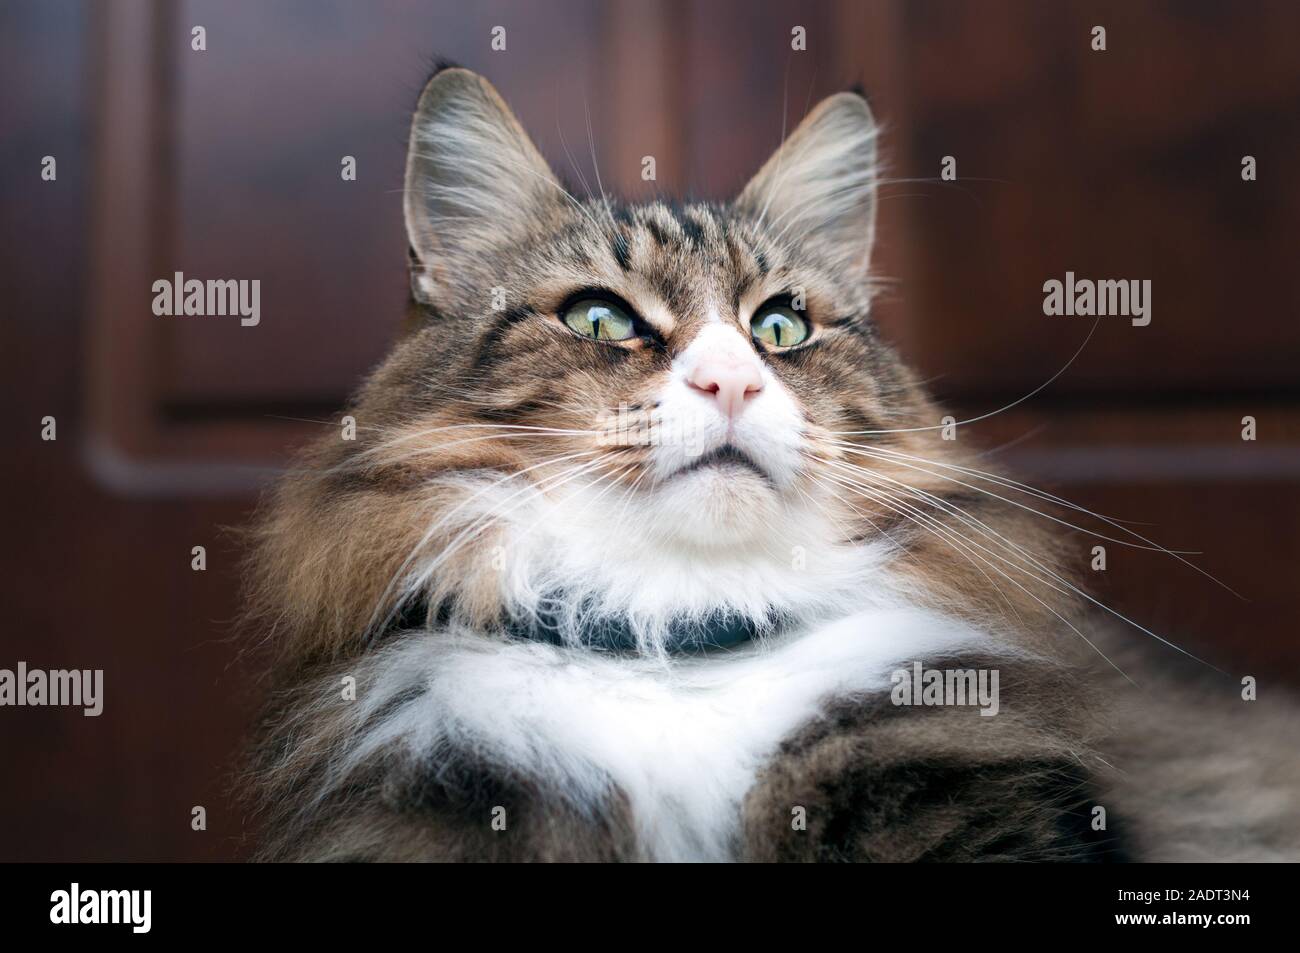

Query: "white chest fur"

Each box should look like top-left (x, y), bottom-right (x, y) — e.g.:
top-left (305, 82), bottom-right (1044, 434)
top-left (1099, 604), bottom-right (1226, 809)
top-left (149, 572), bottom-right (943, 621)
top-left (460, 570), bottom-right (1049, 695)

top-left (344, 606), bottom-right (992, 861)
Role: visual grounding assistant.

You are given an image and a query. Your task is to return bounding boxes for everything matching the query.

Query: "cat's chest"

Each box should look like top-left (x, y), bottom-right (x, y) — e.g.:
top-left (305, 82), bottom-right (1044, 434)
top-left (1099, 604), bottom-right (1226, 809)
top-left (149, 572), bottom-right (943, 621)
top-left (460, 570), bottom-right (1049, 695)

top-left (395, 606), bottom-right (991, 861)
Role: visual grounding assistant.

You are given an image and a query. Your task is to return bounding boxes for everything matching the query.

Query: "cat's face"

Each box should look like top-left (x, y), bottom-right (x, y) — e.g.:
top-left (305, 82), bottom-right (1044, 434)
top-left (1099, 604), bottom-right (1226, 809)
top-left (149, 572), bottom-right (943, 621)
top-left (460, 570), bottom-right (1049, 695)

top-left (268, 68), bottom-right (967, 654)
top-left (375, 69), bottom-right (934, 551)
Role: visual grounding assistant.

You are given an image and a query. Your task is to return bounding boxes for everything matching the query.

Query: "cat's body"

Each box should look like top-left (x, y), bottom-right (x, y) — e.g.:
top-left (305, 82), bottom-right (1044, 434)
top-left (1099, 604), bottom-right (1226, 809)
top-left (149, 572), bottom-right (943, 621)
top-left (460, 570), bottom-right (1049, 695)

top-left (243, 68), bottom-right (1299, 862)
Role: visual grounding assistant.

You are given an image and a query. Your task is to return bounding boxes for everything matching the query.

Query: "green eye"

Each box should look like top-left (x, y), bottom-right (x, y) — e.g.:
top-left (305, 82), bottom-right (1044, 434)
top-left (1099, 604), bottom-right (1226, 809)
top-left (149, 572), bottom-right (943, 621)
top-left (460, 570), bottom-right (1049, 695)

top-left (562, 298), bottom-right (636, 342)
top-left (750, 304), bottom-right (809, 348)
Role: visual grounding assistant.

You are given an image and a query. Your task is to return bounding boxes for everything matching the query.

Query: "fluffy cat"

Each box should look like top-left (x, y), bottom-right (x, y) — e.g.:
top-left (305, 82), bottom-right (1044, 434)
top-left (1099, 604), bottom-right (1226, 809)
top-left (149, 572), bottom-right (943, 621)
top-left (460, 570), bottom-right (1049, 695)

top-left (242, 67), bottom-right (1298, 862)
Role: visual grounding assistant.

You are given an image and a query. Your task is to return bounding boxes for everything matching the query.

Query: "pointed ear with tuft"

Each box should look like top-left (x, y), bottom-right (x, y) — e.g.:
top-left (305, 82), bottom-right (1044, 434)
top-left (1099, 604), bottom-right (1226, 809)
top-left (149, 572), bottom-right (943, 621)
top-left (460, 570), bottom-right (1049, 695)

top-left (404, 68), bottom-right (562, 310)
top-left (735, 92), bottom-right (880, 279)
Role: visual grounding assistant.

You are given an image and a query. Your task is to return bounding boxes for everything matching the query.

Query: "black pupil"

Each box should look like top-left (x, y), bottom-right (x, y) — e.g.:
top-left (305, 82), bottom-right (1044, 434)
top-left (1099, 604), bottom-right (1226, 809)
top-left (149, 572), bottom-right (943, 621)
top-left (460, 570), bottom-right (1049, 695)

top-left (766, 312), bottom-right (792, 345)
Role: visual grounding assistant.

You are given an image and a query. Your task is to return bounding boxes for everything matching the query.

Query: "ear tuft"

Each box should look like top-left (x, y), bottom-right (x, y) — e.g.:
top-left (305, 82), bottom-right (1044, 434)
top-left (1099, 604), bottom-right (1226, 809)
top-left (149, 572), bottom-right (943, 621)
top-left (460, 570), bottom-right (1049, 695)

top-left (423, 57), bottom-right (464, 88)
top-left (736, 92), bottom-right (880, 278)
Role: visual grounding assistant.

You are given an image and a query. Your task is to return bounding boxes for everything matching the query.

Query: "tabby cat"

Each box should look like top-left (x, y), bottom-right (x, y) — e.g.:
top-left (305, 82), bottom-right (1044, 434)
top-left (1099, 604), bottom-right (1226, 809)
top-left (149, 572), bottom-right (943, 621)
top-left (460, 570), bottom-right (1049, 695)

top-left (243, 67), bottom-right (1298, 862)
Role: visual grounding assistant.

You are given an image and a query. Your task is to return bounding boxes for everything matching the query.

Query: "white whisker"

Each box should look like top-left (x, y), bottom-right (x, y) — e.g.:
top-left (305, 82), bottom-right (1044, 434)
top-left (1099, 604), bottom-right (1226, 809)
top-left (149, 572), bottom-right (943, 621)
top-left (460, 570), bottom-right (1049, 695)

top-left (828, 317), bottom-right (1101, 436)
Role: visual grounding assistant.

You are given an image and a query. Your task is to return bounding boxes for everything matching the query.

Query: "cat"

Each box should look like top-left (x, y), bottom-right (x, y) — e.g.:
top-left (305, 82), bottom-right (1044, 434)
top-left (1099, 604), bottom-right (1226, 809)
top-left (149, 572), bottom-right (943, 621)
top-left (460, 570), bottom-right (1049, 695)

top-left (241, 66), bottom-right (1299, 862)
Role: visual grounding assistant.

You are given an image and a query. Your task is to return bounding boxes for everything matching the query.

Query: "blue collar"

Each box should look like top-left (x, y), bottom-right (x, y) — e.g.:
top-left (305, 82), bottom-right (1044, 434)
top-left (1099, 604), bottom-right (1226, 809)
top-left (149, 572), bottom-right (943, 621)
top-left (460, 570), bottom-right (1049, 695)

top-left (382, 594), bottom-right (778, 655)
top-left (506, 602), bottom-right (775, 655)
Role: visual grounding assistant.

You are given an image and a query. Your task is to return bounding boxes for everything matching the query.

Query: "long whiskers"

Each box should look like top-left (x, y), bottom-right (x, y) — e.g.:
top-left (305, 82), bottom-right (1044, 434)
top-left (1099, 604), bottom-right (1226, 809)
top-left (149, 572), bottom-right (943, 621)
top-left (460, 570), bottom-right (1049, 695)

top-left (804, 470), bottom-right (1025, 624)
top-left (829, 440), bottom-right (1239, 598)
top-left (817, 454), bottom-right (1223, 676)
top-left (831, 438), bottom-right (1149, 527)
top-left (814, 463), bottom-right (1135, 679)
top-left (827, 317), bottom-right (1101, 437)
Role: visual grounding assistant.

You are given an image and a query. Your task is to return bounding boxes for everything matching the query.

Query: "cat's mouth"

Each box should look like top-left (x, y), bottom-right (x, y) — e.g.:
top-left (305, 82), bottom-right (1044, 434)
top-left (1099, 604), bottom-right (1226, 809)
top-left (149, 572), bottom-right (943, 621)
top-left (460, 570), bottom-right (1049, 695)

top-left (671, 444), bottom-right (771, 482)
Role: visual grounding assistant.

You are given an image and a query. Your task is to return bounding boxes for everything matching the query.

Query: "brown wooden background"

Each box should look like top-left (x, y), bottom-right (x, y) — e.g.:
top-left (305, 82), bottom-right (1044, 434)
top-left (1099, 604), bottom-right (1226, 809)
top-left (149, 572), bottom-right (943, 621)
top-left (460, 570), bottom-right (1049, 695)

top-left (2, 0), bottom-right (1298, 861)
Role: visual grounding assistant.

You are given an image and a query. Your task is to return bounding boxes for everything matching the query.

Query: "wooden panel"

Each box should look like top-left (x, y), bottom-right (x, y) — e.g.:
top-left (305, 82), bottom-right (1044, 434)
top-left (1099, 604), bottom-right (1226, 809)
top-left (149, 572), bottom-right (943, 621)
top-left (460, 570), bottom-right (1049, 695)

top-left (2, 0), bottom-right (259, 862)
top-left (897, 0), bottom-right (1300, 396)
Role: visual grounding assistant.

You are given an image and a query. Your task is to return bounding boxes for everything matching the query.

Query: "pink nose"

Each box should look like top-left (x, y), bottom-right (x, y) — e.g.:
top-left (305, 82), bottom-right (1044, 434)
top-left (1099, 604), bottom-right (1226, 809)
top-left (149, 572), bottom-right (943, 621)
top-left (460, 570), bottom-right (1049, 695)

top-left (688, 357), bottom-right (764, 420)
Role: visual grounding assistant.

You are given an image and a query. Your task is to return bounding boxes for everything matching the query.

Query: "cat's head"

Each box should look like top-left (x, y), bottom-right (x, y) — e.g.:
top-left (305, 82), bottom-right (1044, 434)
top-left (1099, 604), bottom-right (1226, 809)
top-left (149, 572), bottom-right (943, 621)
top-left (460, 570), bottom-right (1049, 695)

top-left (252, 67), bottom-right (1003, 660)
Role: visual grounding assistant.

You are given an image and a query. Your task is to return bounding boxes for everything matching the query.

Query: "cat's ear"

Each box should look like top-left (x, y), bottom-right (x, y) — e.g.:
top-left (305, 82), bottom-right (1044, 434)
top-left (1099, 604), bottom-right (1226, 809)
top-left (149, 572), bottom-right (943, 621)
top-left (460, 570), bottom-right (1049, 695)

top-left (404, 67), bottom-right (561, 308)
top-left (736, 92), bottom-right (879, 277)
